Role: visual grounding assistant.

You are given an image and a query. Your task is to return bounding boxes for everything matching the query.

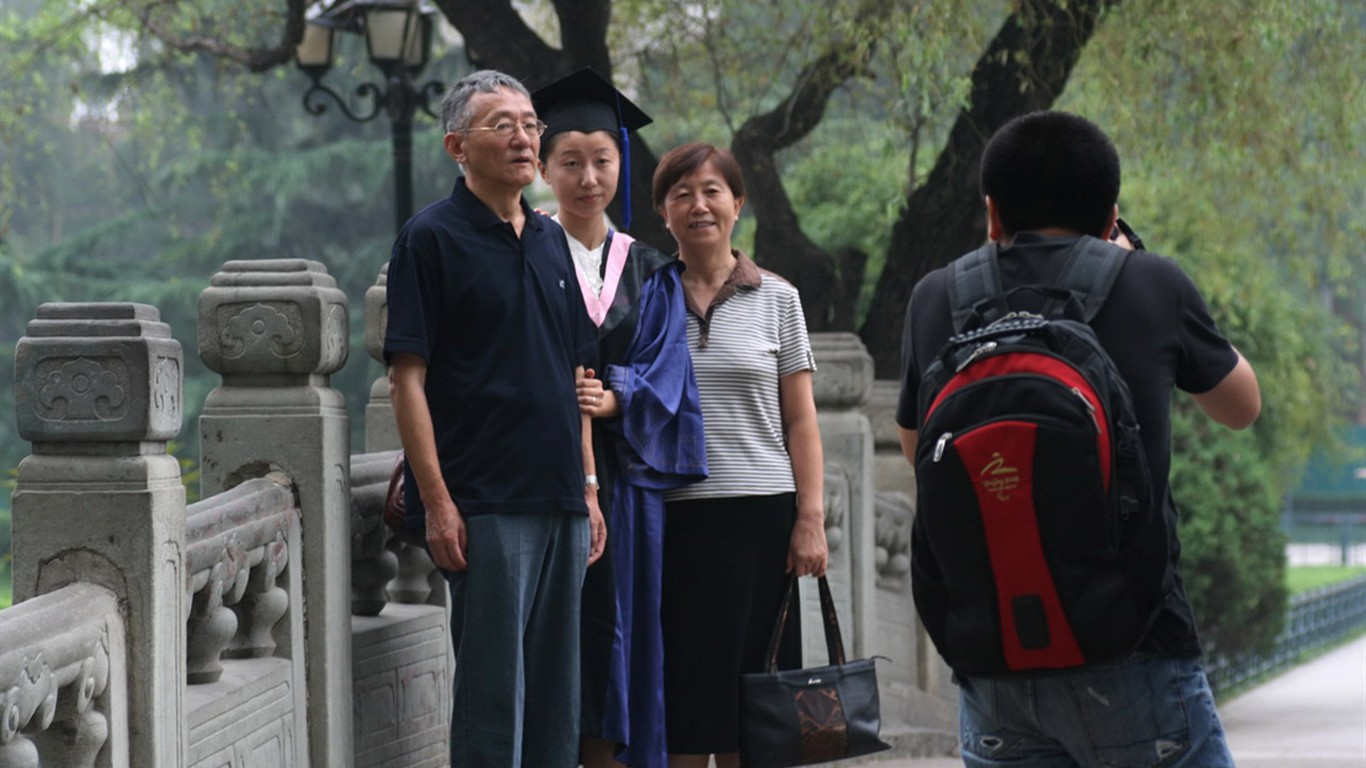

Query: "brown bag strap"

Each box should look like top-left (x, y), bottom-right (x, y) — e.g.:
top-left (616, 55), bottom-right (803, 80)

top-left (763, 575), bottom-right (846, 673)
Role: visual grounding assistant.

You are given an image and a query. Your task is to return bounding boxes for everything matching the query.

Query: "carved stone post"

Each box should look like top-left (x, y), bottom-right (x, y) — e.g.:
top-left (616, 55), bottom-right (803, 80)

top-left (11, 302), bottom-right (185, 767)
top-left (197, 260), bottom-right (352, 768)
top-left (363, 264), bottom-right (399, 453)
top-left (808, 333), bottom-right (876, 659)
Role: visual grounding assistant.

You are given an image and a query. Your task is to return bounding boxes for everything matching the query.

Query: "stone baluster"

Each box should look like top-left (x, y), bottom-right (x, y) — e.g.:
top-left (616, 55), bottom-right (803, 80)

top-left (185, 555), bottom-right (242, 684)
top-left (29, 710), bottom-right (108, 768)
top-left (808, 332), bottom-right (877, 660)
top-left (11, 302), bottom-right (181, 767)
top-left (350, 451), bottom-right (400, 615)
top-left (197, 259), bottom-right (352, 768)
top-left (225, 535), bottom-right (291, 660)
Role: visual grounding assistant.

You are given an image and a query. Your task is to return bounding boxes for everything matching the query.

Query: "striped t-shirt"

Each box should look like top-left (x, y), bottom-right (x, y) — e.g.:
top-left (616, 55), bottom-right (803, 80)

top-left (665, 269), bottom-right (815, 501)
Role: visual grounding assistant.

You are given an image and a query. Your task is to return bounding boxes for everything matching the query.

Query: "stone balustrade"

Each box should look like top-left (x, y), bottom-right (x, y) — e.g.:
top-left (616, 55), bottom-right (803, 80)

top-left (0, 584), bottom-right (126, 768)
top-left (0, 264), bottom-right (960, 767)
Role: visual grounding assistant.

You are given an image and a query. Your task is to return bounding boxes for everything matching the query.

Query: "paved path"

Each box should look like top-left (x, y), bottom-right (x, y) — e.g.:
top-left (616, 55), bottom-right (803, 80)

top-left (1219, 633), bottom-right (1366, 767)
top-left (853, 633), bottom-right (1366, 768)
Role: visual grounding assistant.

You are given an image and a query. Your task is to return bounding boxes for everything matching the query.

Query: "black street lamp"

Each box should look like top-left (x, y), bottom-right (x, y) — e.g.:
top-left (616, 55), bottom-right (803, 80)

top-left (295, 0), bottom-right (445, 236)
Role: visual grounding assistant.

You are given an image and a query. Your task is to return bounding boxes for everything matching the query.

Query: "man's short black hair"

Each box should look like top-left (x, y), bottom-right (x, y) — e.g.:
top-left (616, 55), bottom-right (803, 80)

top-left (980, 111), bottom-right (1120, 238)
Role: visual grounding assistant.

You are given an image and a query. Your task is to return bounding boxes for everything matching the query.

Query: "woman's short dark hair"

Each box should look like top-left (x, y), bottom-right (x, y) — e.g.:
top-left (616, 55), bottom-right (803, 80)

top-left (651, 142), bottom-right (746, 209)
top-left (980, 111), bottom-right (1120, 238)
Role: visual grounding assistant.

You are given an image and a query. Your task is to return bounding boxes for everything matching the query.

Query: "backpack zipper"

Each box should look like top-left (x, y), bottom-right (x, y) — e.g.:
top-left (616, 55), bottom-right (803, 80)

top-left (933, 432), bottom-right (952, 462)
top-left (1071, 387), bottom-right (1099, 432)
top-left (956, 341), bottom-right (997, 372)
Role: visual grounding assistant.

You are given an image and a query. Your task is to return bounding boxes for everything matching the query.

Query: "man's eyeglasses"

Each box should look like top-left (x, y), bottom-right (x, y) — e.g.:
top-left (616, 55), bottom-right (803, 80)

top-left (460, 120), bottom-right (548, 139)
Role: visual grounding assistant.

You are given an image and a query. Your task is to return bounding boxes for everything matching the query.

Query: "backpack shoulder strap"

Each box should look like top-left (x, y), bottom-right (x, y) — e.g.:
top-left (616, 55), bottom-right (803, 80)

top-left (947, 243), bottom-right (1002, 332)
top-left (1054, 236), bottom-right (1130, 322)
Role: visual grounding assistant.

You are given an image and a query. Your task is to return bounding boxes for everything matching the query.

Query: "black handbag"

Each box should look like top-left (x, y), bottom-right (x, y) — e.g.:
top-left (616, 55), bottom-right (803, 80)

top-left (382, 450), bottom-right (424, 546)
top-left (739, 575), bottom-right (891, 768)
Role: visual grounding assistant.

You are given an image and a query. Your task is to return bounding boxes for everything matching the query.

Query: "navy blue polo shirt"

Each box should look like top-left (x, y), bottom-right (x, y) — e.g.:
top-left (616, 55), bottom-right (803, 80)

top-left (384, 177), bottom-right (598, 518)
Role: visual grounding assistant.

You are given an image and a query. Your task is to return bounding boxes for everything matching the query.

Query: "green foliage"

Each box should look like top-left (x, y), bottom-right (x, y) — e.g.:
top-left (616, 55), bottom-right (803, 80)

top-left (1169, 401), bottom-right (1288, 657)
top-left (1056, 0), bottom-right (1365, 658)
top-left (782, 117), bottom-right (906, 312)
top-left (0, 2), bottom-right (469, 481)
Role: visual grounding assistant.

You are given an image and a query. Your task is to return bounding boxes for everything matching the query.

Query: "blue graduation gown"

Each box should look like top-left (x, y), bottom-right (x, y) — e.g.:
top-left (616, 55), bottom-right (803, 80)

top-left (602, 260), bottom-right (707, 768)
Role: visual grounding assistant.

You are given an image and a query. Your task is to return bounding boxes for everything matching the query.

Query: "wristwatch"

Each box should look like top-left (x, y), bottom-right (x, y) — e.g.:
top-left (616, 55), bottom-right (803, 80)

top-left (584, 474), bottom-right (600, 489)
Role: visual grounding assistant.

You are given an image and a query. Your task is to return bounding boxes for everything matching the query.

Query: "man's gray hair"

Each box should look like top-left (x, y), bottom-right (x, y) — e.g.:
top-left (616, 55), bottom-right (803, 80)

top-left (440, 70), bottom-right (532, 134)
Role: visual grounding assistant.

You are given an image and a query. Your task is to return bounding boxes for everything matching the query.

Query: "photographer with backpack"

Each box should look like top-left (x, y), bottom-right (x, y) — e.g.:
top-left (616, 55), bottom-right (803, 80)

top-left (896, 111), bottom-right (1260, 767)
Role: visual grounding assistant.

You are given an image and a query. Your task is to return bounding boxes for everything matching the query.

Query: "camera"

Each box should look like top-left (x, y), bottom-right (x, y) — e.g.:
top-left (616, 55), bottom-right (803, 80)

top-left (1110, 217), bottom-right (1146, 251)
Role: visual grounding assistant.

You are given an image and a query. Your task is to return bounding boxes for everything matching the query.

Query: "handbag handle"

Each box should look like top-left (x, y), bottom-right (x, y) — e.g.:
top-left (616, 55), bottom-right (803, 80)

top-left (762, 575), bottom-right (846, 673)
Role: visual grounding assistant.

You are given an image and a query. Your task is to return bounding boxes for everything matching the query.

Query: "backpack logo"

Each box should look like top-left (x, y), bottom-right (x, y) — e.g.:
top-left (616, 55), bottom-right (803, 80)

top-left (980, 452), bottom-right (1019, 501)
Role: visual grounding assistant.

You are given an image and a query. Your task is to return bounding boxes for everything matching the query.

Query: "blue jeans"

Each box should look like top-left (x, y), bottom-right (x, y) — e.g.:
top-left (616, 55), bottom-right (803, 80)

top-left (446, 511), bottom-right (589, 768)
top-left (957, 655), bottom-right (1235, 767)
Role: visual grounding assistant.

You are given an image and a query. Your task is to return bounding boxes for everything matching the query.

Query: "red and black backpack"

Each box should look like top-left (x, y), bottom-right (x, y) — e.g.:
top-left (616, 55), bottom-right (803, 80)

top-left (912, 236), bottom-right (1169, 676)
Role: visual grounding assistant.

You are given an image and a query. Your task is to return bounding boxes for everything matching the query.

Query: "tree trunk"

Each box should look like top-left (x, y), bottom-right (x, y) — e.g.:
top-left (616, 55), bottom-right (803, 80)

top-left (860, 0), bottom-right (1117, 376)
top-left (732, 49), bottom-right (874, 329)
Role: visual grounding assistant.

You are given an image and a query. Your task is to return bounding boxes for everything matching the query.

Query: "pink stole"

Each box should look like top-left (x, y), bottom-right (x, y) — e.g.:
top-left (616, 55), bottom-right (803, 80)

top-left (576, 231), bottom-right (634, 327)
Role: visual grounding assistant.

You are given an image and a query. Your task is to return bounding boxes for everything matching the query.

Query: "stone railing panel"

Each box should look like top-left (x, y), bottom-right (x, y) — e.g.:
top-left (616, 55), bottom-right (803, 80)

top-left (0, 583), bottom-right (127, 768)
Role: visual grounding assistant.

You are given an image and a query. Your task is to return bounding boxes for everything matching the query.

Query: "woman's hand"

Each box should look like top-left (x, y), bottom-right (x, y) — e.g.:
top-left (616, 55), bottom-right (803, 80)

top-left (576, 368), bottom-right (620, 418)
top-left (786, 512), bottom-right (828, 578)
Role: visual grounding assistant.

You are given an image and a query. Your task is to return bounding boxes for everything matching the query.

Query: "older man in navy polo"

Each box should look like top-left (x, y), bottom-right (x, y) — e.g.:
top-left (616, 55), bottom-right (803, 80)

top-left (384, 69), bottom-right (606, 768)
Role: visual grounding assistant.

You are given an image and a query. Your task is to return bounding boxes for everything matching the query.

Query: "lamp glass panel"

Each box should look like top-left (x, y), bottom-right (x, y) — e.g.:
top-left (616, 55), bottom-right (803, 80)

top-left (296, 22), bottom-right (334, 68)
top-left (403, 14), bottom-right (429, 67)
top-left (365, 8), bottom-right (412, 64)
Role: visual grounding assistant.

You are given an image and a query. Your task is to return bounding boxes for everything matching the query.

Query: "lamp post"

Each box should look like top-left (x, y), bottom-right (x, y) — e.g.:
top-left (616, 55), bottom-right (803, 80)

top-left (295, 0), bottom-right (445, 236)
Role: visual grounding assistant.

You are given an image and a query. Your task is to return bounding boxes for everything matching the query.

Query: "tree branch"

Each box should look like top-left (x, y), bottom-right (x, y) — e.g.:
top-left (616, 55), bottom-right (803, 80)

top-left (137, 0), bottom-right (309, 73)
top-left (860, 0), bottom-right (1118, 374)
top-left (434, 0), bottom-right (560, 80)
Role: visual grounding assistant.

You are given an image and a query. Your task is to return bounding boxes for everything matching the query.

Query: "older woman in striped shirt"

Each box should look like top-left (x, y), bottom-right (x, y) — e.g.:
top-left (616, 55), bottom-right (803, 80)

top-left (650, 142), bottom-right (828, 768)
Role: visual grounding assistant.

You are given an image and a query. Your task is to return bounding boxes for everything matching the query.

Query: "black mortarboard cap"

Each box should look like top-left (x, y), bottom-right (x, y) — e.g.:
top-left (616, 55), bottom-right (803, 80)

top-left (531, 68), bottom-right (652, 228)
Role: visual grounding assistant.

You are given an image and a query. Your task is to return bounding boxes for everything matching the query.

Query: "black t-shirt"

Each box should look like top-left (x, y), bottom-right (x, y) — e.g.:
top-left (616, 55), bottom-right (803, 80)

top-left (896, 232), bottom-right (1240, 656)
top-left (384, 178), bottom-right (598, 518)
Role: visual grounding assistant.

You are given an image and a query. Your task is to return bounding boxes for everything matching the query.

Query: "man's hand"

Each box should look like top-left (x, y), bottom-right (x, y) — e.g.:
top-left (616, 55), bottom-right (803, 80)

top-left (425, 497), bottom-right (468, 572)
top-left (586, 489), bottom-right (607, 566)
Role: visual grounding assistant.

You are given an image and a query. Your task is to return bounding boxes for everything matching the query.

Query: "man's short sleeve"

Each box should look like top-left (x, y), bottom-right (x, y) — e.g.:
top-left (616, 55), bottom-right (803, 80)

top-left (1169, 260), bottom-right (1240, 394)
top-left (384, 225), bottom-right (440, 364)
top-left (895, 291), bottom-right (922, 430)
top-left (895, 269), bottom-right (952, 431)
